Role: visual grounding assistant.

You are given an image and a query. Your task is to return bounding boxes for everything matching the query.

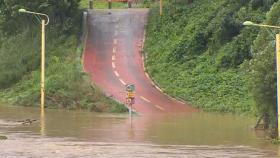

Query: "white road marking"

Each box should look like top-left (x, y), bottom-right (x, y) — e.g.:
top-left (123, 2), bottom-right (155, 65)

top-left (112, 55), bottom-right (116, 61)
top-left (114, 30), bottom-right (118, 36)
top-left (112, 62), bottom-right (116, 69)
top-left (140, 96), bottom-right (151, 103)
top-left (114, 71), bottom-right (119, 77)
top-left (119, 79), bottom-right (126, 85)
top-left (113, 39), bottom-right (118, 45)
top-left (138, 41), bottom-right (142, 47)
top-left (142, 30), bottom-right (146, 50)
top-left (154, 105), bottom-right (165, 111)
top-left (142, 56), bottom-right (146, 70)
top-left (178, 100), bottom-right (186, 105)
top-left (113, 47), bottom-right (116, 53)
top-left (155, 86), bottom-right (163, 92)
top-left (145, 72), bottom-right (149, 78)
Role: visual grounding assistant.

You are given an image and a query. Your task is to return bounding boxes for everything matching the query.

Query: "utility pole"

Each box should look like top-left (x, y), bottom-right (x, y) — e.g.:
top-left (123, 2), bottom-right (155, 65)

top-left (160, 0), bottom-right (163, 16)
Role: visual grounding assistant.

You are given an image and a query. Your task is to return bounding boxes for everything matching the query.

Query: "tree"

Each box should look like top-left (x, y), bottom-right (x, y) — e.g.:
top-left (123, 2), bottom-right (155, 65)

top-left (250, 1), bottom-right (280, 138)
top-left (0, 0), bottom-right (81, 34)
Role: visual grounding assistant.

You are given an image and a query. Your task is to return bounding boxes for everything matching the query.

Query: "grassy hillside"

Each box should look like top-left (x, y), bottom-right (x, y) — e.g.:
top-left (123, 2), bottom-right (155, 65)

top-left (0, 2), bottom-right (127, 113)
top-left (144, 0), bottom-right (276, 114)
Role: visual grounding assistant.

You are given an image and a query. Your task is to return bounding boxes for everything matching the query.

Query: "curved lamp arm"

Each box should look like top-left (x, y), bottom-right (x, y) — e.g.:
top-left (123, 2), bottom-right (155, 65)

top-left (19, 9), bottom-right (49, 25)
top-left (243, 21), bottom-right (280, 29)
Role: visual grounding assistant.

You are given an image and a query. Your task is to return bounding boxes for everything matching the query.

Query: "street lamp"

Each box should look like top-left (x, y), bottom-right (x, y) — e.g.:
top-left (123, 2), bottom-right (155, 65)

top-left (18, 9), bottom-right (49, 112)
top-left (243, 20), bottom-right (280, 138)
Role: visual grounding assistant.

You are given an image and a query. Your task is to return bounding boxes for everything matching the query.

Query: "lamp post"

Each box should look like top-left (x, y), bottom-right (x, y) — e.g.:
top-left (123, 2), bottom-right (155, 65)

top-left (243, 21), bottom-right (280, 138)
top-left (18, 9), bottom-right (49, 112)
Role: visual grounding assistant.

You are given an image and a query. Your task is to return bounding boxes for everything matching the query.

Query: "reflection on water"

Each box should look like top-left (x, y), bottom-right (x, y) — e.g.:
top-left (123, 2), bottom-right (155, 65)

top-left (40, 108), bottom-right (45, 136)
top-left (0, 105), bottom-right (279, 157)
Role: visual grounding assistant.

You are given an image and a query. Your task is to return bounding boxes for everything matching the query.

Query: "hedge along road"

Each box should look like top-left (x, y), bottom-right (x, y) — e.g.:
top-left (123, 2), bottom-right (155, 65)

top-left (83, 9), bottom-right (197, 114)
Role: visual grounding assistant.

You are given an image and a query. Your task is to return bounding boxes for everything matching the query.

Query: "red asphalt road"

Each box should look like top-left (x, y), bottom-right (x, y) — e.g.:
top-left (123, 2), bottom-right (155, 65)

top-left (83, 9), bottom-right (197, 114)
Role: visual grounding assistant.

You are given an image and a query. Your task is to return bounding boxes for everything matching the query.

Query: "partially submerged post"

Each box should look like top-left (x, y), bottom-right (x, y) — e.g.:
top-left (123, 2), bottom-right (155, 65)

top-left (128, 0), bottom-right (132, 8)
top-left (126, 84), bottom-right (136, 119)
top-left (89, 0), bottom-right (93, 9)
top-left (108, 0), bottom-right (112, 9)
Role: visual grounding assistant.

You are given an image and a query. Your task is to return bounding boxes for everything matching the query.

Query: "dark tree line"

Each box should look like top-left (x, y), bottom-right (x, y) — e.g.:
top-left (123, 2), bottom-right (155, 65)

top-left (0, 0), bottom-right (81, 34)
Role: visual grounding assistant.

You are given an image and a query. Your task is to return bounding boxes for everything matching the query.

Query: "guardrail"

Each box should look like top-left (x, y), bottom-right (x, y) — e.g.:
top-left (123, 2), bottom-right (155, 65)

top-left (87, 0), bottom-right (146, 9)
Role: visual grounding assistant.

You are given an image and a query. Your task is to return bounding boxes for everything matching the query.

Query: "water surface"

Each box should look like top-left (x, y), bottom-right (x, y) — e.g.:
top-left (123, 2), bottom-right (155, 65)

top-left (0, 105), bottom-right (278, 157)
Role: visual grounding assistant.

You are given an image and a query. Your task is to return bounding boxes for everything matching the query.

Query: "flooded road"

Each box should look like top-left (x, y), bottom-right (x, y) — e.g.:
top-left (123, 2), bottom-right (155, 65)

top-left (0, 105), bottom-right (279, 157)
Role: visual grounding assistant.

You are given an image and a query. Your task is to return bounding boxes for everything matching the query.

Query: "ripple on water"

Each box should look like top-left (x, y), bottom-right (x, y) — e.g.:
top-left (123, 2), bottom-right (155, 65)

top-left (0, 135), bottom-right (278, 158)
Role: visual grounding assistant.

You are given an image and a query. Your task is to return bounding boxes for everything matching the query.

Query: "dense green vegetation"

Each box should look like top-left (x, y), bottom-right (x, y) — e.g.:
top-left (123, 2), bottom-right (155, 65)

top-left (0, 0), bottom-right (127, 113)
top-left (144, 0), bottom-right (279, 131)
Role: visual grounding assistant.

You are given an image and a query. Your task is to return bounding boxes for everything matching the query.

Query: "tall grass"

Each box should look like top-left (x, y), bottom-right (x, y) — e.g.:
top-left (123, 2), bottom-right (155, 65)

top-left (0, 28), bottom-right (40, 88)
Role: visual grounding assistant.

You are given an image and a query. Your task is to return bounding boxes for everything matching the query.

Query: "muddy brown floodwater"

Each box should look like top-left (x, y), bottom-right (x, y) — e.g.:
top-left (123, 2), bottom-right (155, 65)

top-left (0, 105), bottom-right (279, 157)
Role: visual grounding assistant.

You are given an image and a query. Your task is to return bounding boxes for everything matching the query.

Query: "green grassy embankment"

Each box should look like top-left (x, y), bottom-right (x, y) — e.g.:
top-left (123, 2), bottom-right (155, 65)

top-left (144, 0), bottom-right (277, 114)
top-left (0, 3), bottom-right (127, 113)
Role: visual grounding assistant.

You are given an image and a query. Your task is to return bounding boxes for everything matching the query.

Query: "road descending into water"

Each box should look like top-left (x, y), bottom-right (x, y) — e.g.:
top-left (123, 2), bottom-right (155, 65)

top-left (83, 9), bottom-right (197, 114)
